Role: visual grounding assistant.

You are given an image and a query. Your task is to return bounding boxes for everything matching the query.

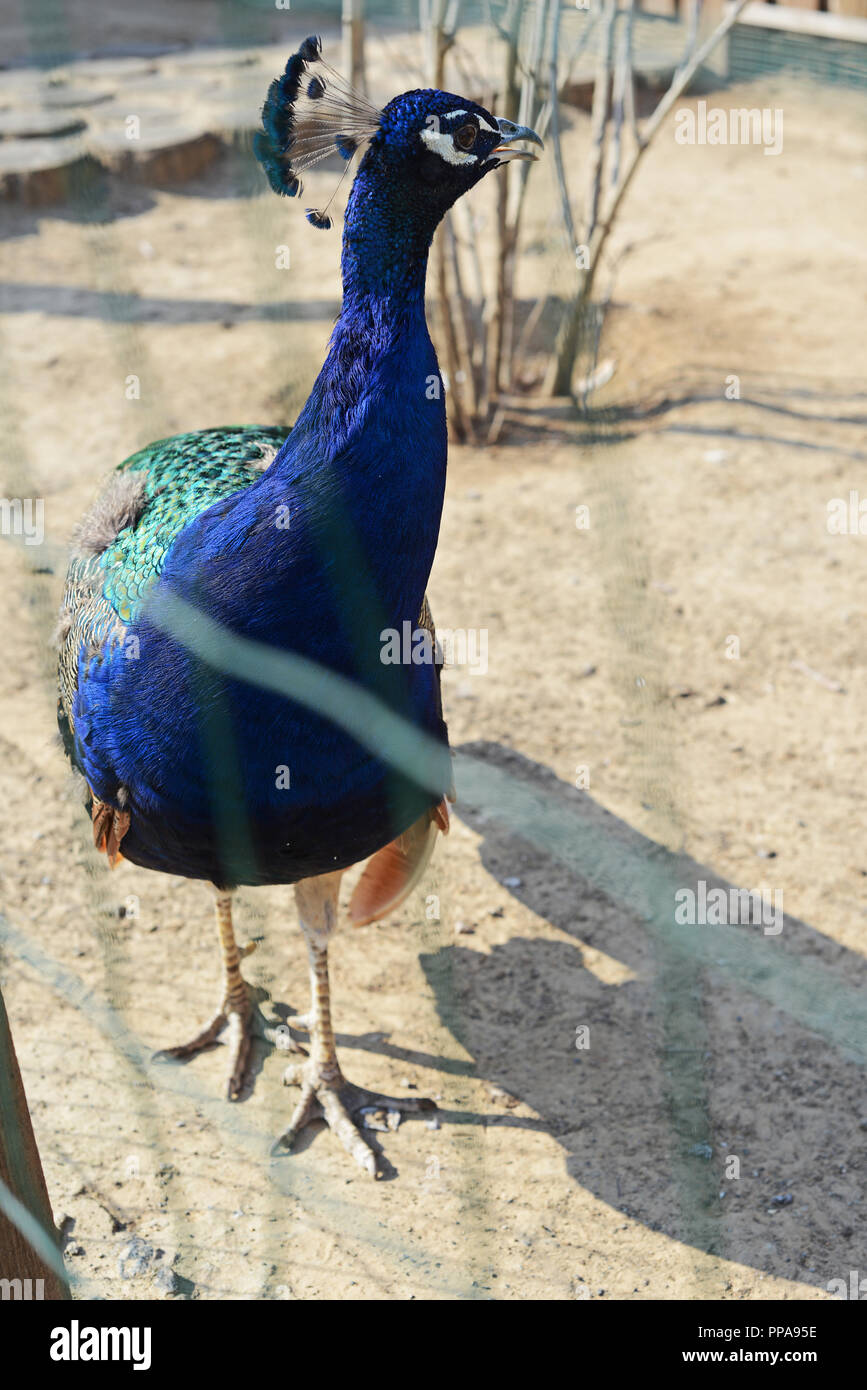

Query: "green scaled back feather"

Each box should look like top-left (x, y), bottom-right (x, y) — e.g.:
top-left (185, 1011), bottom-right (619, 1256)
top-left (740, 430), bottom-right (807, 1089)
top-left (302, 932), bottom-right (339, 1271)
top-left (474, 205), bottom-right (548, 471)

top-left (57, 425), bottom-right (290, 748)
top-left (101, 425), bottom-right (290, 624)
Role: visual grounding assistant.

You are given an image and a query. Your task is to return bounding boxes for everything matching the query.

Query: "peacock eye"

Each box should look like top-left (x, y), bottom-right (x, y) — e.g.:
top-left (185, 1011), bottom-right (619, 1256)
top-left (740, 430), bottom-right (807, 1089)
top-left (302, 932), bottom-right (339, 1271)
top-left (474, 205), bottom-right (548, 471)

top-left (454, 123), bottom-right (478, 151)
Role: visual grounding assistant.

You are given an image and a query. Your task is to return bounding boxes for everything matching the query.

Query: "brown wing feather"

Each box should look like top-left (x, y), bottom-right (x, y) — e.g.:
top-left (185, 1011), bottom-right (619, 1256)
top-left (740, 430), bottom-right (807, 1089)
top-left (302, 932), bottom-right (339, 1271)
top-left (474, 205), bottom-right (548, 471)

top-left (91, 795), bottom-right (130, 868)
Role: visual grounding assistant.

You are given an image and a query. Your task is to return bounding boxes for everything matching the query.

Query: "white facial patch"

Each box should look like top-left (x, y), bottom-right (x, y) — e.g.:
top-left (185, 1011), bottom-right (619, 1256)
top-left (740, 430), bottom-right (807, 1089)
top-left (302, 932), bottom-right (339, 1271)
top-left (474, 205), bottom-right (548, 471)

top-left (420, 125), bottom-right (479, 165)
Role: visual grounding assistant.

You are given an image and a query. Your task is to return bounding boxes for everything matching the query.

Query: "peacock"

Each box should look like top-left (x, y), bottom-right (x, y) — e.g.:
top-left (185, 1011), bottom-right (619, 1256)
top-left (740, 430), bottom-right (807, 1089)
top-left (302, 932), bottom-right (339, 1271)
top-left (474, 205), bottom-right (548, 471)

top-left (56, 35), bottom-right (542, 1176)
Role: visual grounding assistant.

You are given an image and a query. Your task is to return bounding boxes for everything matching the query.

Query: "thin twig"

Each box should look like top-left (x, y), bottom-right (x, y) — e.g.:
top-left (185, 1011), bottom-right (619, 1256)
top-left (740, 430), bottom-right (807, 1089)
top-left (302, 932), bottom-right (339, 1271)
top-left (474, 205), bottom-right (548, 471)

top-left (639, 0), bottom-right (749, 149)
top-left (445, 215), bottom-right (479, 421)
top-left (499, 0), bottom-right (553, 399)
top-left (544, 0), bottom-right (752, 395)
top-left (510, 0), bottom-right (552, 227)
top-left (485, 0), bottom-right (525, 413)
top-left (485, 169), bottom-right (510, 411)
top-left (342, 0), bottom-right (366, 93)
top-left (549, 0), bottom-right (577, 252)
top-left (584, 0), bottom-right (617, 244)
top-left (458, 197), bottom-right (488, 393)
top-left (610, 0), bottom-right (637, 188)
top-left (623, 0), bottom-right (639, 150)
top-left (436, 235), bottom-right (469, 440)
top-left (513, 290), bottom-right (550, 384)
top-left (677, 0), bottom-right (703, 78)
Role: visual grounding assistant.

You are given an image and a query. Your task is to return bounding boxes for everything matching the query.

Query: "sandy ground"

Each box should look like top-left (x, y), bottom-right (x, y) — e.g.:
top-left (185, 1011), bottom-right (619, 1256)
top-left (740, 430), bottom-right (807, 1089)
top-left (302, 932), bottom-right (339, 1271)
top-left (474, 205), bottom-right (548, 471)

top-left (0, 59), bottom-right (865, 1301)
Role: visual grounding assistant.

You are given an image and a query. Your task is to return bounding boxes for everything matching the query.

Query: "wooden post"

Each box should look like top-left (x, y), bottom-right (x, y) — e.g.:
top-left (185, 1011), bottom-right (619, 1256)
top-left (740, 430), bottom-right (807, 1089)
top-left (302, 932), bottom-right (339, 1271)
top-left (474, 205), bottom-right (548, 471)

top-left (0, 986), bottom-right (69, 1299)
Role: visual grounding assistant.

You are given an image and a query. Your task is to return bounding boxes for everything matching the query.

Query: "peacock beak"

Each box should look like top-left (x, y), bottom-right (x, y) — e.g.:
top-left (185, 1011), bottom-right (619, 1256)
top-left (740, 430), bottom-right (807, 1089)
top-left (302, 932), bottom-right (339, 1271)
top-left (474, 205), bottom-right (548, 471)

top-left (490, 117), bottom-right (545, 163)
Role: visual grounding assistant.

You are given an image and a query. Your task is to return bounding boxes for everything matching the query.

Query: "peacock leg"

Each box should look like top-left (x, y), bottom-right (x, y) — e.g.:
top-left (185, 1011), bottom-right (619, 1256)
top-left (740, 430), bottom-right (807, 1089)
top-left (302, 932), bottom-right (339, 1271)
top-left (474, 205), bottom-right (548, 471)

top-left (155, 890), bottom-right (255, 1100)
top-left (276, 871), bottom-right (436, 1177)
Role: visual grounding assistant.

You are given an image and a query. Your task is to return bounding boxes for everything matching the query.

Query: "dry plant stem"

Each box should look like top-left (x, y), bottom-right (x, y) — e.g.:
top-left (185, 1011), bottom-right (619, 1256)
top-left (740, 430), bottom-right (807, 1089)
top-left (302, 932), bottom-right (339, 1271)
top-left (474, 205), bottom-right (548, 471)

top-left (491, 0), bottom-right (522, 112)
top-left (485, 0), bottom-right (523, 410)
top-left (458, 199), bottom-right (487, 341)
top-left (523, 6), bottom-right (601, 170)
top-left (342, 0), bottom-right (367, 94)
top-left (436, 232), bottom-right (469, 440)
top-left (424, 0), bottom-right (450, 87)
top-left (500, 228), bottom-right (519, 402)
top-left (425, 0), bottom-right (470, 432)
top-left (509, 0), bottom-right (551, 230)
top-left (678, 0), bottom-right (702, 75)
top-left (549, 0), bottom-right (577, 251)
top-left (623, 0), bottom-right (639, 149)
top-left (494, 0), bottom-right (551, 402)
top-left (445, 216), bottom-right (479, 421)
top-left (544, 0), bottom-right (752, 397)
top-left (610, 0), bottom-right (637, 190)
top-left (513, 290), bottom-right (551, 386)
top-left (585, 0), bottom-right (617, 243)
top-left (515, 3), bottom-right (603, 387)
top-left (602, 0), bottom-right (752, 239)
top-left (485, 171), bottom-right (510, 412)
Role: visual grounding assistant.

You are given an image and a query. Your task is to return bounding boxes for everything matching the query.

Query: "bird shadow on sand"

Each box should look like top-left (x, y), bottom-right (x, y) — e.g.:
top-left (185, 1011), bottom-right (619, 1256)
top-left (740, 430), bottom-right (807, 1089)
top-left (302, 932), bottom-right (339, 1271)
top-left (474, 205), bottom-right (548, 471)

top-left (339, 740), bottom-right (864, 1287)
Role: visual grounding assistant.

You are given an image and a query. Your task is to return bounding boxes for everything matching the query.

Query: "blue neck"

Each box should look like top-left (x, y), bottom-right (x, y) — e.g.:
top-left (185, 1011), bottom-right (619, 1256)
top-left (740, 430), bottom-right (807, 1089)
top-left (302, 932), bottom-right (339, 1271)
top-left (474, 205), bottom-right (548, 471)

top-left (290, 157), bottom-right (443, 449)
top-left (340, 153), bottom-right (442, 299)
top-left (179, 164), bottom-right (449, 663)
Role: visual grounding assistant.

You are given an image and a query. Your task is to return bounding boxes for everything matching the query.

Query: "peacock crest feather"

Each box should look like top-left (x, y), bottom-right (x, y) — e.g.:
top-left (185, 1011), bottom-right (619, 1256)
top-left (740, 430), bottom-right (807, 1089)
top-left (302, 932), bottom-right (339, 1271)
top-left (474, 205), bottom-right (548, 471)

top-left (254, 34), bottom-right (382, 229)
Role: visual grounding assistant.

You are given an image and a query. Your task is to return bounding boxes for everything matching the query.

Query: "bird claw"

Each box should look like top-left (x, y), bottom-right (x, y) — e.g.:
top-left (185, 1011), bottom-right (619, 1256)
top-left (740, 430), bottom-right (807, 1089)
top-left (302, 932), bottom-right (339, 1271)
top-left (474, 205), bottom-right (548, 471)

top-left (154, 992), bottom-right (254, 1101)
top-left (274, 1064), bottom-right (436, 1176)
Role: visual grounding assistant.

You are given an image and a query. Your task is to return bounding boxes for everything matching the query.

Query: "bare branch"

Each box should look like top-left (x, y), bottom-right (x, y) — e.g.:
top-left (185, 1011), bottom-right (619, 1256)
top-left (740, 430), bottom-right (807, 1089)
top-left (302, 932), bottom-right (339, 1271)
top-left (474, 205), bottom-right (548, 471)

top-left (640, 0), bottom-right (749, 149)
top-left (677, 0), bottom-right (703, 78)
top-left (548, 0), bottom-right (578, 251)
top-left (610, 0), bottom-right (636, 188)
top-left (445, 215), bottom-right (479, 421)
top-left (544, 0), bottom-right (752, 396)
top-left (342, 0), bottom-right (366, 93)
top-left (584, 0), bottom-right (617, 244)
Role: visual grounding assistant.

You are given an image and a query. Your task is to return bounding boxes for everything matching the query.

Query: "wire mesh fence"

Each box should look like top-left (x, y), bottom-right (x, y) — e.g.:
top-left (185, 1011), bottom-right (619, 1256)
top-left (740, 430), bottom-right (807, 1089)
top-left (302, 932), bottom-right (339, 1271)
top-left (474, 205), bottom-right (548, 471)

top-left (1, 0), bottom-right (865, 1304)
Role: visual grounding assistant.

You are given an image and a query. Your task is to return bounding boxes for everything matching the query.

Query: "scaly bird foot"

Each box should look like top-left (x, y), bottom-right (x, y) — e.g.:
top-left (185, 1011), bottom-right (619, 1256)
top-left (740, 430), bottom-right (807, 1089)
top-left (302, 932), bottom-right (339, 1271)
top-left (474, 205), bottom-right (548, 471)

top-left (154, 942), bottom-right (257, 1101)
top-left (276, 1061), bottom-right (437, 1178)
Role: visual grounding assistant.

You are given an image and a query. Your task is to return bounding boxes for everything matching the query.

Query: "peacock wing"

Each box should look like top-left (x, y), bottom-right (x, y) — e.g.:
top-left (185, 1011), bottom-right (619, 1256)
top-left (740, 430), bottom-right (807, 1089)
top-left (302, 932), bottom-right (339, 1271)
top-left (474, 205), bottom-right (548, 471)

top-left (56, 424), bottom-right (290, 758)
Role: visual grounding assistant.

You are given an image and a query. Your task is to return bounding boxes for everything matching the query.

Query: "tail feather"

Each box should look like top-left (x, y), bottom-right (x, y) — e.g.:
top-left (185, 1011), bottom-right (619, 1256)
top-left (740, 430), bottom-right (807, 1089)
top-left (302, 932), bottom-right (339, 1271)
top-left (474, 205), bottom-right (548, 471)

top-left (91, 794), bottom-right (130, 868)
top-left (349, 800), bottom-right (449, 927)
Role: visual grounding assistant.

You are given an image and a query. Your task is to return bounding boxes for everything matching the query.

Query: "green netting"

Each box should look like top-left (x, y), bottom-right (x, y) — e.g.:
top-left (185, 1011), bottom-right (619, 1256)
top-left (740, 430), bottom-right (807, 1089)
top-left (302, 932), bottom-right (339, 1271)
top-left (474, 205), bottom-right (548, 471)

top-left (729, 22), bottom-right (867, 89)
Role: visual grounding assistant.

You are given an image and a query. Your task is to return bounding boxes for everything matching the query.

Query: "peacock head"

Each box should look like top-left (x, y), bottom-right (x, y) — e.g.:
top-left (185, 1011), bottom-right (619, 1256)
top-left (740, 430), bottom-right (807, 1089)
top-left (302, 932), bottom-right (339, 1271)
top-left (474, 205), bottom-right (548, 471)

top-left (254, 36), bottom-right (543, 237)
top-left (375, 88), bottom-right (543, 211)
